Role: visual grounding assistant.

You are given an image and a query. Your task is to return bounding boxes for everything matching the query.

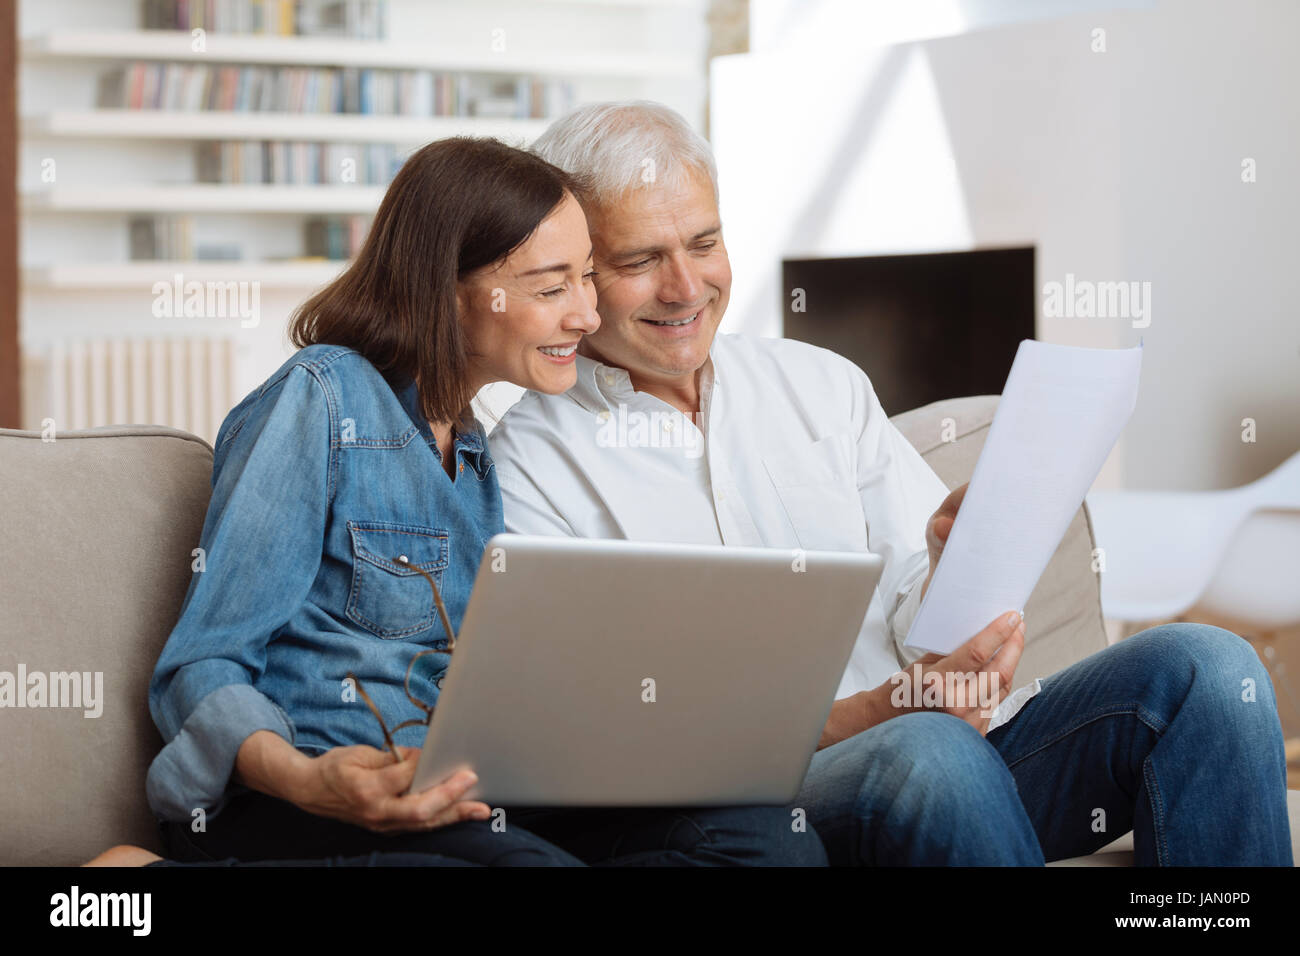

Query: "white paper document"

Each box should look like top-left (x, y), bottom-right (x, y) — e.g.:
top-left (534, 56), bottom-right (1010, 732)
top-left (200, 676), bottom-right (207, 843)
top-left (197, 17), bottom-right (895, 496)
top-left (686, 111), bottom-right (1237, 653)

top-left (903, 339), bottom-right (1142, 655)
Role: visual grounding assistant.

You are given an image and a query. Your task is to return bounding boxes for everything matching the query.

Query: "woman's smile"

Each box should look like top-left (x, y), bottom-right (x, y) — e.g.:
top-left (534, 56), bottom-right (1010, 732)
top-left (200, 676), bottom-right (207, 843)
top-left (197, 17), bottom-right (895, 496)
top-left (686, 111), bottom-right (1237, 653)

top-left (538, 342), bottom-right (580, 363)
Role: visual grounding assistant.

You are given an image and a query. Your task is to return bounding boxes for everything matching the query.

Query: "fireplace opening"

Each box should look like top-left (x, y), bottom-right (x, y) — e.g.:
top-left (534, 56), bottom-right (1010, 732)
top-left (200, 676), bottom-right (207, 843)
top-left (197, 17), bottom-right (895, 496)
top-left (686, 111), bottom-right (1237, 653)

top-left (782, 247), bottom-right (1035, 415)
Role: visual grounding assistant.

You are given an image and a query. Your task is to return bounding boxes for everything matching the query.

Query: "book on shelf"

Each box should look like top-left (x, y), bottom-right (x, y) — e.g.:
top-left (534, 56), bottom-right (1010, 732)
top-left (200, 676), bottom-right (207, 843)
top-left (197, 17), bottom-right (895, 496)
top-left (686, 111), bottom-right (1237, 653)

top-left (197, 140), bottom-right (402, 185)
top-left (304, 215), bottom-right (370, 259)
top-left (141, 0), bottom-right (388, 40)
top-left (129, 216), bottom-right (250, 261)
top-left (129, 215), bottom-right (196, 260)
top-left (194, 242), bottom-right (244, 261)
top-left (97, 62), bottom-right (574, 118)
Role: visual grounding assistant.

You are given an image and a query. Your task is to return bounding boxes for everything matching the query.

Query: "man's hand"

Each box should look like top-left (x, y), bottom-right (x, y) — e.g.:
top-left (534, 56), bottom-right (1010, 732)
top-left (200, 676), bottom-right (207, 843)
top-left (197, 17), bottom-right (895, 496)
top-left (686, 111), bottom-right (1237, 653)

top-left (823, 609), bottom-right (1025, 747)
top-left (821, 483), bottom-right (1020, 746)
top-left (884, 610), bottom-right (1026, 736)
top-left (919, 482), bottom-right (967, 603)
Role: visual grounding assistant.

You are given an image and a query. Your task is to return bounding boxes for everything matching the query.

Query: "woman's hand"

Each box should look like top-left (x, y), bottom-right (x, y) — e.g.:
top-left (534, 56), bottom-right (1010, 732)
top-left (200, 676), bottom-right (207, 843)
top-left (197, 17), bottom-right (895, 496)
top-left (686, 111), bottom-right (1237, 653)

top-left (236, 731), bottom-right (492, 833)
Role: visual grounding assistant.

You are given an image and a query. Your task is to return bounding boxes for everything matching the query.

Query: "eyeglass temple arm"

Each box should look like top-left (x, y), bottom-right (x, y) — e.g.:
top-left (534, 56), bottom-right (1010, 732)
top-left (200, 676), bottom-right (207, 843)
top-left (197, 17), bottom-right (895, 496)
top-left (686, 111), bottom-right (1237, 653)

top-left (393, 555), bottom-right (457, 652)
top-left (344, 671), bottom-right (401, 758)
top-left (342, 559), bottom-right (455, 765)
top-left (401, 648), bottom-right (439, 717)
top-left (394, 555), bottom-right (457, 716)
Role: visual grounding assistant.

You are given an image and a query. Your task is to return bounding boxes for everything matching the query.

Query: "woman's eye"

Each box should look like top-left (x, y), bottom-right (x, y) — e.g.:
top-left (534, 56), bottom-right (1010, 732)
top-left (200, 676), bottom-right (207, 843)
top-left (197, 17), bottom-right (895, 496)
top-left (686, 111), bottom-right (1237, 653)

top-left (583, 269), bottom-right (598, 281)
top-left (541, 286), bottom-right (565, 297)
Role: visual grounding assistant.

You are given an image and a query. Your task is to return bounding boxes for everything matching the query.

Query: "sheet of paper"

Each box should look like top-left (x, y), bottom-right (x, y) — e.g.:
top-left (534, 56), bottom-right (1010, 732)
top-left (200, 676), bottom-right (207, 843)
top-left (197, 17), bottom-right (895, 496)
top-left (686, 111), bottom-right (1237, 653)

top-left (903, 339), bottom-right (1142, 655)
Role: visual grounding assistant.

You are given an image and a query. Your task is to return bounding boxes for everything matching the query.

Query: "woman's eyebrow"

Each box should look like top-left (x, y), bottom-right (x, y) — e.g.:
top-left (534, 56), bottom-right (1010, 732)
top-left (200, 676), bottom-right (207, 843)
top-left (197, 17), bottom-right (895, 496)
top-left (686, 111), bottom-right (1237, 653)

top-left (516, 263), bottom-right (567, 278)
top-left (515, 247), bottom-right (595, 278)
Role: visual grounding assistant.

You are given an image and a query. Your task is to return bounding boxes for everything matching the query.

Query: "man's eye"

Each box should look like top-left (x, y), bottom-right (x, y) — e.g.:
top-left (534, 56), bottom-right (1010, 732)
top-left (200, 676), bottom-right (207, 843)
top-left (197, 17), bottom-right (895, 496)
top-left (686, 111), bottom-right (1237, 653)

top-left (622, 258), bottom-right (652, 270)
top-left (694, 242), bottom-right (717, 253)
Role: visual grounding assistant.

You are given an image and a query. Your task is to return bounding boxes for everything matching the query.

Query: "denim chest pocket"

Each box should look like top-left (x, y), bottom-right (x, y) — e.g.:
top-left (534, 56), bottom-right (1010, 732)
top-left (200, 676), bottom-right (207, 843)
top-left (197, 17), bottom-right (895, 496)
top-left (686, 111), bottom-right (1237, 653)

top-left (346, 520), bottom-right (450, 639)
top-left (762, 434), bottom-right (869, 552)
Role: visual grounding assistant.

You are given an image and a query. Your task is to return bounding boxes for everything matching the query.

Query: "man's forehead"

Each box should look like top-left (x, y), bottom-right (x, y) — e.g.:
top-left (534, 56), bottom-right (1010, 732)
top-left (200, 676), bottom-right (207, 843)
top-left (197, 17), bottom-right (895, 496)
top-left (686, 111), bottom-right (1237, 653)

top-left (591, 208), bottom-right (720, 257)
top-left (588, 175), bottom-right (719, 253)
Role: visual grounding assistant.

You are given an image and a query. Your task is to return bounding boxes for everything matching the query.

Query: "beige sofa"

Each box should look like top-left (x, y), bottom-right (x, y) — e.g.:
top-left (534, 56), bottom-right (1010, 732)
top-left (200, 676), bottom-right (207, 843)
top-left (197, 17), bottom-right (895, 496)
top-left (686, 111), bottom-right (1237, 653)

top-left (2, 395), bottom-right (1296, 866)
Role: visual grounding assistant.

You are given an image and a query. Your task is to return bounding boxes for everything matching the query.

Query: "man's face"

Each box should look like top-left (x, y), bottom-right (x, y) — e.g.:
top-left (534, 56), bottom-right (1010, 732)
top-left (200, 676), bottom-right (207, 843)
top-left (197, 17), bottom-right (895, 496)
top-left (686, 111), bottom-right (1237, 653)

top-left (581, 168), bottom-right (731, 387)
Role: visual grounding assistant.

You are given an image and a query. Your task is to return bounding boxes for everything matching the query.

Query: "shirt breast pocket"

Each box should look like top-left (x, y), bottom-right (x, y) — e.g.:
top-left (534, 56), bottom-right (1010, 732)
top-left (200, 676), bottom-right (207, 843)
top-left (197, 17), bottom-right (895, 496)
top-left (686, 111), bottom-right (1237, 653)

top-left (762, 434), bottom-right (868, 552)
top-left (346, 520), bottom-right (450, 640)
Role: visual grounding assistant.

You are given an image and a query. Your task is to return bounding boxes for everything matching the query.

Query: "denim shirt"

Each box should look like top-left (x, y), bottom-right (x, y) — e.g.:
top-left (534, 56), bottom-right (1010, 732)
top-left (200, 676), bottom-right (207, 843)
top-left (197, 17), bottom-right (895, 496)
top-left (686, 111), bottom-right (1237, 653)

top-left (145, 344), bottom-right (503, 823)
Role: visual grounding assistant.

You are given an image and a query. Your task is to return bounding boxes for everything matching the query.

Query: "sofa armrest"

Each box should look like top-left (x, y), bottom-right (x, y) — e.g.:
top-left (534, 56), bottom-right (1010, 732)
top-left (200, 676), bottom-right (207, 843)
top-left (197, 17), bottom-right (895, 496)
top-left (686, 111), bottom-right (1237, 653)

top-left (0, 425), bottom-right (214, 865)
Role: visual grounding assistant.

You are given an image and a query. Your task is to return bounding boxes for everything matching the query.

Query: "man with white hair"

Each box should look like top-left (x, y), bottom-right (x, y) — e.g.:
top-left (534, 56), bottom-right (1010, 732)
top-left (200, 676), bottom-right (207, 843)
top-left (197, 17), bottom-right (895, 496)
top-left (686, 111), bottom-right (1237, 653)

top-left (488, 101), bottom-right (1293, 865)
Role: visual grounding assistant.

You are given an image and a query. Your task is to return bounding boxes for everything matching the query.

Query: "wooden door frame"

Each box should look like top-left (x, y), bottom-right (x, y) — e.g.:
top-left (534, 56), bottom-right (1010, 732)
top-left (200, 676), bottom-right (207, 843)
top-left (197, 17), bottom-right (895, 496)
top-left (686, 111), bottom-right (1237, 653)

top-left (0, 0), bottom-right (18, 428)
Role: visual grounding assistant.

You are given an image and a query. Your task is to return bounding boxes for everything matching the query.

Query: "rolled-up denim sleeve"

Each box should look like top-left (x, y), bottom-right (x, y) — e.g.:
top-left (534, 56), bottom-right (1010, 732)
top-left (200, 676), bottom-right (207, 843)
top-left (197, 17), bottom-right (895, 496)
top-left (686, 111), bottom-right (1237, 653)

top-left (146, 364), bottom-right (334, 822)
top-left (146, 685), bottom-right (295, 822)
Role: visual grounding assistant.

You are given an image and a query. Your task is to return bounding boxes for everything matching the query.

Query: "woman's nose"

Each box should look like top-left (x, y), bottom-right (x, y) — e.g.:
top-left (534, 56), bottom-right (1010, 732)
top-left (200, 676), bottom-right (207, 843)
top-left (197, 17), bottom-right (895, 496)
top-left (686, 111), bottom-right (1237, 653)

top-left (565, 294), bottom-right (600, 334)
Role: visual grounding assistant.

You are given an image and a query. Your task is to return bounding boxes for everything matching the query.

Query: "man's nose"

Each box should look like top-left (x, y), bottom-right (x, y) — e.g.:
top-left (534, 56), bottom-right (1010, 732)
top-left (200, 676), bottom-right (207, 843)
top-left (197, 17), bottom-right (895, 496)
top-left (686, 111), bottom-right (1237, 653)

top-left (658, 252), bottom-right (703, 305)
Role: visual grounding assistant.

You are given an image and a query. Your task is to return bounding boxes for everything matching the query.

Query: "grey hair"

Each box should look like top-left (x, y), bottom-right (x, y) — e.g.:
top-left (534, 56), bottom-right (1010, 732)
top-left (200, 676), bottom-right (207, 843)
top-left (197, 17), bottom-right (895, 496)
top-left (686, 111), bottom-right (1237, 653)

top-left (530, 100), bottom-right (718, 209)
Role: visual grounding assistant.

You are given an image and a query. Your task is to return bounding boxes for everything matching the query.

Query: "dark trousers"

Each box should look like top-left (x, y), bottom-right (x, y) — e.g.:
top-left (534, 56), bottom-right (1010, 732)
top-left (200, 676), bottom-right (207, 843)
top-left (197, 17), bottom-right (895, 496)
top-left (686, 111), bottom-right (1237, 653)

top-left (158, 790), bottom-right (826, 867)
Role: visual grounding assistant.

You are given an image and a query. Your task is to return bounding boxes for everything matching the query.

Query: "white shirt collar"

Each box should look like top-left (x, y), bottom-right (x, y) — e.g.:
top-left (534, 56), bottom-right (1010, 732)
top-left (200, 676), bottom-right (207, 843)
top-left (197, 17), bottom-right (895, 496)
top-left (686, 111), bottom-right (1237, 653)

top-left (570, 344), bottom-right (720, 416)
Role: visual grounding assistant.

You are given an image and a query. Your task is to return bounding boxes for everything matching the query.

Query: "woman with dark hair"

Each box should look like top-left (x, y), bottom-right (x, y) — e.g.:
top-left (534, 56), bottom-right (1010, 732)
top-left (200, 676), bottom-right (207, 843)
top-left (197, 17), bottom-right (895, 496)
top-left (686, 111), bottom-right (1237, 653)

top-left (86, 138), bottom-right (825, 867)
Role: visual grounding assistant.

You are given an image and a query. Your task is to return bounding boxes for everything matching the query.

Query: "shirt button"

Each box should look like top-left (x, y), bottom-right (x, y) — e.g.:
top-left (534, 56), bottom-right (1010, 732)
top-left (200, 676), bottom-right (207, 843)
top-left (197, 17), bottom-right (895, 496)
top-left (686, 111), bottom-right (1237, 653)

top-left (459, 462), bottom-right (464, 473)
top-left (716, 489), bottom-right (726, 502)
top-left (662, 419), bottom-right (674, 431)
top-left (602, 371), bottom-right (616, 385)
top-left (597, 410), bottom-right (611, 423)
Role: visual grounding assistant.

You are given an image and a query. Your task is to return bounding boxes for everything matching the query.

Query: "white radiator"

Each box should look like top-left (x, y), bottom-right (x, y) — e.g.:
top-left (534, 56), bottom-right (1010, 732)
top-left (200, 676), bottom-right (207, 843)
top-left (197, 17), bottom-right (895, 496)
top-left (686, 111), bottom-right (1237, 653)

top-left (21, 337), bottom-right (238, 445)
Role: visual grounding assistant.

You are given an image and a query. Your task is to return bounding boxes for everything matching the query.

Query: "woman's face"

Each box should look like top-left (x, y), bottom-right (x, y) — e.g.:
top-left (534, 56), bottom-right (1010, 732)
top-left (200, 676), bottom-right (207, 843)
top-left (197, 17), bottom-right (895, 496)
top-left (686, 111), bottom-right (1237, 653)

top-left (459, 192), bottom-right (600, 395)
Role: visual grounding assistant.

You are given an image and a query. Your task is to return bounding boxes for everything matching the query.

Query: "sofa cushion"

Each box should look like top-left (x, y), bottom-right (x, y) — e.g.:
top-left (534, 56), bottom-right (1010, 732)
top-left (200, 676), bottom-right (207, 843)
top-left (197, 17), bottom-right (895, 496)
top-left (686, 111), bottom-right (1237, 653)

top-left (0, 425), bottom-right (213, 866)
top-left (888, 395), bottom-right (1109, 688)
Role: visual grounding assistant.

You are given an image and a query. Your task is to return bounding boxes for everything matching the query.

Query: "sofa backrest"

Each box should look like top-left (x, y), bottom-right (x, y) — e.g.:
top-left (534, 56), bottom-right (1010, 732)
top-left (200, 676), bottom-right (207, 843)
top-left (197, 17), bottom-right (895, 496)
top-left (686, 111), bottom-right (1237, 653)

top-left (889, 395), bottom-right (1110, 687)
top-left (0, 425), bottom-right (213, 866)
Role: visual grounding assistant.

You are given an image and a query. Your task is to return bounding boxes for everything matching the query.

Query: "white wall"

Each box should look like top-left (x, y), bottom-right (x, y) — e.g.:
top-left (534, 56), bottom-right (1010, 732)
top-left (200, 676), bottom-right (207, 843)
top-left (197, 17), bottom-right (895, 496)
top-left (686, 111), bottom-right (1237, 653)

top-left (711, 0), bottom-right (1299, 492)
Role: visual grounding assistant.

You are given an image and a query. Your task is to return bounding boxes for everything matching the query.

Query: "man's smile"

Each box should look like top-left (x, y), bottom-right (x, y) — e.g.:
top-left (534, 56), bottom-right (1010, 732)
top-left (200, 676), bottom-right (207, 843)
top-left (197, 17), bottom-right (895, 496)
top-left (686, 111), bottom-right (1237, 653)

top-left (644, 311), bottom-right (699, 327)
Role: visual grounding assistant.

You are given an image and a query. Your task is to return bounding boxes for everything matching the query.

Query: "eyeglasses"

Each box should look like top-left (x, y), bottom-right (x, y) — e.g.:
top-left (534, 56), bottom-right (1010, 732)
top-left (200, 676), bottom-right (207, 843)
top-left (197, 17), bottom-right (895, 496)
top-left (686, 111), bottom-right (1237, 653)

top-left (346, 555), bottom-right (456, 763)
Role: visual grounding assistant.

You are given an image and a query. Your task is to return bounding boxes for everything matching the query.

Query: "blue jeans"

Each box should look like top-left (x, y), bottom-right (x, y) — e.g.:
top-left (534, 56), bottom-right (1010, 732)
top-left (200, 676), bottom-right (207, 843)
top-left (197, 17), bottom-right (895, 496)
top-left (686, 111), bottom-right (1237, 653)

top-left (796, 623), bottom-right (1293, 865)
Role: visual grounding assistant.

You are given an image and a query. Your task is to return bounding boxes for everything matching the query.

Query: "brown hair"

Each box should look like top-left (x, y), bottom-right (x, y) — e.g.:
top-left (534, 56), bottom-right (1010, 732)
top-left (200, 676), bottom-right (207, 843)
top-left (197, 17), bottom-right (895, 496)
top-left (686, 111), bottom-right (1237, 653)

top-left (289, 137), bottom-right (581, 426)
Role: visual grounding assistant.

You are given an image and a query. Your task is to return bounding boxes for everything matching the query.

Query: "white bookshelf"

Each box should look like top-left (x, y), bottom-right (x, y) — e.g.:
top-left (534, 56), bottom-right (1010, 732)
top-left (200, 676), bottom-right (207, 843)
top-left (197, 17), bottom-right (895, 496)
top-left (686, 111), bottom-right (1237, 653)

top-left (24, 260), bottom-right (348, 290)
top-left (23, 184), bottom-right (389, 214)
top-left (23, 110), bottom-right (548, 143)
top-left (22, 30), bottom-right (697, 79)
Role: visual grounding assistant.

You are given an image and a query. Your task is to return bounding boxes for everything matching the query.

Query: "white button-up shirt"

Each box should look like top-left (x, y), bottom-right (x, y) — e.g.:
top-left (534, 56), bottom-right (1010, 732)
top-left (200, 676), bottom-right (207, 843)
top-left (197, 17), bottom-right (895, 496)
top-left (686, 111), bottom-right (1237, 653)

top-left (489, 332), bottom-right (1038, 726)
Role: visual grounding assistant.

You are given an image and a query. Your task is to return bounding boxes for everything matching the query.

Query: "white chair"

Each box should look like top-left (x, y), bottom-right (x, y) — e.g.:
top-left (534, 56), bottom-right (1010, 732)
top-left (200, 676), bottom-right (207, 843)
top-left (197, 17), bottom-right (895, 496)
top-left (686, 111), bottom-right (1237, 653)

top-left (1086, 450), bottom-right (1300, 761)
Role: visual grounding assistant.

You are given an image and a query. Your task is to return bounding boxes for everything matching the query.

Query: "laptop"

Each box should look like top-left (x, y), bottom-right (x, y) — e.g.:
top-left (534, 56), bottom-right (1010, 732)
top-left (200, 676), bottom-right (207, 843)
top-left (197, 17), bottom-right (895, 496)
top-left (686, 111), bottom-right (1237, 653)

top-left (410, 533), bottom-right (883, 806)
